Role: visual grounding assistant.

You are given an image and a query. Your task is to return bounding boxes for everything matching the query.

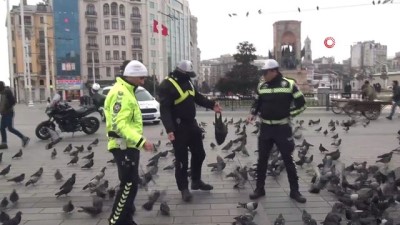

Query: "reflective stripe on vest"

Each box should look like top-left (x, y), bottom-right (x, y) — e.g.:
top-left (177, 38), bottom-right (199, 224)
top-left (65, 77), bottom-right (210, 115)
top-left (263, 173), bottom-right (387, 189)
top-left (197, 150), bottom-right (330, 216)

top-left (261, 117), bottom-right (290, 125)
top-left (257, 78), bottom-right (294, 94)
top-left (167, 77), bottom-right (195, 105)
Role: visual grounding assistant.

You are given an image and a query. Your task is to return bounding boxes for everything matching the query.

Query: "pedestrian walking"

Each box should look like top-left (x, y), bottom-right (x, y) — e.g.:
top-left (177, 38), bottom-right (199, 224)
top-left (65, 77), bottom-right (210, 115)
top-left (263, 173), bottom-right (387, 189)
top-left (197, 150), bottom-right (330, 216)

top-left (158, 60), bottom-right (222, 202)
top-left (105, 60), bottom-right (154, 225)
top-left (386, 80), bottom-right (400, 120)
top-left (0, 81), bottom-right (30, 150)
top-left (247, 59), bottom-right (307, 203)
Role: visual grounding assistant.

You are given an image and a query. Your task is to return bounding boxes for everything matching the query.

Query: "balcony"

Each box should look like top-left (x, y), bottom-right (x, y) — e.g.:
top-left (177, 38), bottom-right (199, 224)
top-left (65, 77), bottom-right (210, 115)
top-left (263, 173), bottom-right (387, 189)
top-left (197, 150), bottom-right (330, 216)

top-left (87, 58), bottom-right (100, 63)
top-left (86, 43), bottom-right (99, 50)
top-left (37, 55), bottom-right (46, 63)
top-left (131, 45), bottom-right (142, 49)
top-left (85, 11), bottom-right (98, 17)
top-left (131, 29), bottom-right (141, 34)
top-left (130, 14), bottom-right (141, 20)
top-left (86, 27), bottom-right (98, 33)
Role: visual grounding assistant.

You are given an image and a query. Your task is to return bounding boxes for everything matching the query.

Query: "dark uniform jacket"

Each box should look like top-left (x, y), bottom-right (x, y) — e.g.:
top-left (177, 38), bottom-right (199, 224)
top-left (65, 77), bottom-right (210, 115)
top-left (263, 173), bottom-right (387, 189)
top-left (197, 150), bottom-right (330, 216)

top-left (159, 72), bottom-right (215, 133)
top-left (250, 73), bottom-right (306, 120)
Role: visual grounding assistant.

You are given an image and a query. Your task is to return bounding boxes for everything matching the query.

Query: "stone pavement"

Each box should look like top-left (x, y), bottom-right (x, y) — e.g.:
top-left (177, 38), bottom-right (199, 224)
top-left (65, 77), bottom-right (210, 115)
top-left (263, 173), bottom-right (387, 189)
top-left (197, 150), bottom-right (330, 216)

top-left (0, 103), bottom-right (399, 225)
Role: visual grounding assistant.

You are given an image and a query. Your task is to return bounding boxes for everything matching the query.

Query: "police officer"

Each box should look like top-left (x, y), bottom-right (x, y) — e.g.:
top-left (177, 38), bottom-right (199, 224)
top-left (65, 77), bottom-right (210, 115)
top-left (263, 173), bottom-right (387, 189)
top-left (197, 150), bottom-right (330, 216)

top-left (158, 60), bottom-right (222, 202)
top-left (91, 83), bottom-right (106, 121)
top-left (248, 59), bottom-right (307, 203)
top-left (105, 60), bottom-right (154, 225)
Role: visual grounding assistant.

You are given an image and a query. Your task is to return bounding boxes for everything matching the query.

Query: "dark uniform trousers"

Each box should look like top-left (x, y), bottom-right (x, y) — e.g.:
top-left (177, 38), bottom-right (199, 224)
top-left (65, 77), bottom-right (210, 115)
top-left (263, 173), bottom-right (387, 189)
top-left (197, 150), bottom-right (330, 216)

top-left (172, 120), bottom-right (206, 191)
top-left (109, 148), bottom-right (139, 225)
top-left (256, 123), bottom-right (299, 192)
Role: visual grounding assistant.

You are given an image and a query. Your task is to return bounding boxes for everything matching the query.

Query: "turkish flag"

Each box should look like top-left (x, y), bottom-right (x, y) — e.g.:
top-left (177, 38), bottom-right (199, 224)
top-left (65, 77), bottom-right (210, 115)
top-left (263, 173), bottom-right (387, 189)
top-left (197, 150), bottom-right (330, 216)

top-left (153, 20), bottom-right (159, 33)
top-left (161, 24), bottom-right (168, 36)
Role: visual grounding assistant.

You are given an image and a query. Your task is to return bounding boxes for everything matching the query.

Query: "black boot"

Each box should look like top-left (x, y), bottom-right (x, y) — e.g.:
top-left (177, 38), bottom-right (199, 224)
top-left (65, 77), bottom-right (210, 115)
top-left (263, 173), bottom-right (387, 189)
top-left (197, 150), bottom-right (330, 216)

top-left (249, 187), bottom-right (265, 200)
top-left (181, 189), bottom-right (193, 202)
top-left (290, 191), bottom-right (307, 203)
top-left (191, 180), bottom-right (213, 191)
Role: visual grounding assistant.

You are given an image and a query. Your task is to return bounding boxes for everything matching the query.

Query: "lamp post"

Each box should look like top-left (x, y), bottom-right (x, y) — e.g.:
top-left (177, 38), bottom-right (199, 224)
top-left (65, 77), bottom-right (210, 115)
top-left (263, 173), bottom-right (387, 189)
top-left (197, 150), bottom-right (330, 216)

top-left (6, 0), bottom-right (14, 94)
top-left (44, 14), bottom-right (51, 100)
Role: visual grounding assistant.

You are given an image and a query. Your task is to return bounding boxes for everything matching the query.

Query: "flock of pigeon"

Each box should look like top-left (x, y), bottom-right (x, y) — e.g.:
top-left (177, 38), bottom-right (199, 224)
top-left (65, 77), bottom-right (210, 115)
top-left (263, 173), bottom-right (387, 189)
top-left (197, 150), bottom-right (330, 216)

top-left (0, 112), bottom-right (400, 224)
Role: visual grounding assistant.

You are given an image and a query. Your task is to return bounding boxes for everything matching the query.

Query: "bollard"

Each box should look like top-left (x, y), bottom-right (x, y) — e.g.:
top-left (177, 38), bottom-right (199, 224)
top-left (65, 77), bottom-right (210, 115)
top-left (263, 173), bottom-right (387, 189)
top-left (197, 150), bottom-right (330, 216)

top-left (325, 94), bottom-right (330, 111)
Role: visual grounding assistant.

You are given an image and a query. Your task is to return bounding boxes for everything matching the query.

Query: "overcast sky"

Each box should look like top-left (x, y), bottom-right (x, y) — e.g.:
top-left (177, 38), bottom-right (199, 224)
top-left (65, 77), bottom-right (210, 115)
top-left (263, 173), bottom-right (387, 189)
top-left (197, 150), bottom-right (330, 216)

top-left (0, 0), bottom-right (399, 85)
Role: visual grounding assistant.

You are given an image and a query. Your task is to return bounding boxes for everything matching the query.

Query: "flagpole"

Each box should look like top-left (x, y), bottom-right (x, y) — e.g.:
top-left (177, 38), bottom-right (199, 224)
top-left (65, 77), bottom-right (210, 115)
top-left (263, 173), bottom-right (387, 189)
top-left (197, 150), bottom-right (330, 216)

top-left (158, 0), bottom-right (163, 81)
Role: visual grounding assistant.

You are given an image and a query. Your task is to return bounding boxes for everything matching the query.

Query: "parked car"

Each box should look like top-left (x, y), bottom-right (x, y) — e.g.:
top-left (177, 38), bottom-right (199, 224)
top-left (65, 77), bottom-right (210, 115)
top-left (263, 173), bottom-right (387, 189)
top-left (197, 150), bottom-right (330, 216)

top-left (101, 86), bottom-right (161, 124)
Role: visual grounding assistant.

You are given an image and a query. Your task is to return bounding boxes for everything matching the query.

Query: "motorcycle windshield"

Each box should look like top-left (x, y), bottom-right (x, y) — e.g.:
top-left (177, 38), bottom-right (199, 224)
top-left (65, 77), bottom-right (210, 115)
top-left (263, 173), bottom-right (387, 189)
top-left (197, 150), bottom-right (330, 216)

top-left (49, 94), bottom-right (61, 107)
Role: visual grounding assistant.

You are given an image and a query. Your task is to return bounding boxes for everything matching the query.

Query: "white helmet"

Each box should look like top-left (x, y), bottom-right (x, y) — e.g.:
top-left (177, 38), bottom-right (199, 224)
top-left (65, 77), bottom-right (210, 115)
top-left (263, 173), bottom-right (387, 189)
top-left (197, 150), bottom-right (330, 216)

top-left (123, 60), bottom-right (149, 77)
top-left (92, 83), bottom-right (100, 91)
top-left (261, 59), bottom-right (279, 71)
top-left (176, 60), bottom-right (196, 77)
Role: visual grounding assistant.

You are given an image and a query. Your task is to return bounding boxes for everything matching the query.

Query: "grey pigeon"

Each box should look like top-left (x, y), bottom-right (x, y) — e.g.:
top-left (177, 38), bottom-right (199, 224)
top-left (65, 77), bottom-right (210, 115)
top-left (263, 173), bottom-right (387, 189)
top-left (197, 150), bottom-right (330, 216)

top-left (9, 190), bottom-right (18, 204)
top-left (78, 197), bottom-right (103, 216)
top-left (7, 174), bottom-right (25, 183)
top-left (159, 201), bottom-right (170, 216)
top-left (0, 197), bottom-right (8, 208)
top-left (274, 213), bottom-right (285, 225)
top-left (11, 150), bottom-right (22, 159)
top-left (0, 165), bottom-right (11, 176)
top-left (51, 148), bottom-right (57, 159)
top-left (67, 156), bottom-right (79, 165)
top-left (63, 200), bottom-right (74, 213)
top-left (54, 169), bottom-right (63, 181)
top-left (0, 211), bottom-right (10, 223)
top-left (237, 202), bottom-right (258, 211)
top-left (81, 159), bottom-right (94, 169)
top-left (2, 211), bottom-right (22, 225)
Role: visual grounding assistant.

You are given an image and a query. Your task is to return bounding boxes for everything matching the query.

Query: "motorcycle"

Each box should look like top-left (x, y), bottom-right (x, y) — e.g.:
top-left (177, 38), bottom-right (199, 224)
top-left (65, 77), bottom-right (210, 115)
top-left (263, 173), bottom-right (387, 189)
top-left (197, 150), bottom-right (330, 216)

top-left (35, 94), bottom-right (100, 140)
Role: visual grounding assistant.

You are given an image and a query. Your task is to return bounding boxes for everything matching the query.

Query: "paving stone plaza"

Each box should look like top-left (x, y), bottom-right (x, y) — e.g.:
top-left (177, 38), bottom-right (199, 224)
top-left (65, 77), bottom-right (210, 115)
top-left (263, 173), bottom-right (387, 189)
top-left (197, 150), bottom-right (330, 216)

top-left (0, 103), bottom-right (399, 225)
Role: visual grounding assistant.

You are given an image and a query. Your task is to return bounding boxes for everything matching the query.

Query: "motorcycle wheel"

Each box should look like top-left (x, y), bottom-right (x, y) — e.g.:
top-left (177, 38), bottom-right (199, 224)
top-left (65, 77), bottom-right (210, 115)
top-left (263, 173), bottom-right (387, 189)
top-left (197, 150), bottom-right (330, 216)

top-left (81, 116), bottom-right (100, 135)
top-left (35, 121), bottom-right (56, 140)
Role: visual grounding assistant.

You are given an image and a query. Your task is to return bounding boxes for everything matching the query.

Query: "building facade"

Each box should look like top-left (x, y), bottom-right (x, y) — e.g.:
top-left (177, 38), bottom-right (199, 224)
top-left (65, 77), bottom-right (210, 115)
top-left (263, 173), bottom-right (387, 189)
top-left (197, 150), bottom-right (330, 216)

top-left (9, 2), bottom-right (55, 103)
top-left (52, 0), bottom-right (82, 100)
top-left (351, 41), bottom-right (387, 74)
top-left (78, 0), bottom-right (145, 89)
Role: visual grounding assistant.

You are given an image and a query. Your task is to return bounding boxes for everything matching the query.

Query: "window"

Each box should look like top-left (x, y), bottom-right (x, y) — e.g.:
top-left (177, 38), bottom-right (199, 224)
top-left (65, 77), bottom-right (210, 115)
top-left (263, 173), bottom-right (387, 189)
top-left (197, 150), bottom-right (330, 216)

top-left (12, 47), bottom-right (15, 57)
top-left (119, 5), bottom-right (125, 16)
top-left (95, 68), bottom-right (100, 79)
top-left (113, 50), bottom-right (119, 60)
top-left (104, 20), bottom-right (110, 29)
top-left (13, 63), bottom-right (16, 73)
top-left (87, 20), bottom-right (96, 28)
top-left (94, 52), bottom-right (99, 62)
top-left (106, 67), bottom-right (111, 77)
top-left (40, 65), bottom-right (46, 75)
top-left (132, 7), bottom-right (140, 16)
top-left (111, 2), bottom-right (118, 15)
top-left (88, 67), bottom-right (93, 76)
top-left (120, 20), bottom-right (125, 30)
top-left (112, 35), bottom-right (119, 45)
top-left (151, 50), bottom-right (156, 57)
top-left (121, 36), bottom-right (126, 45)
top-left (86, 4), bottom-right (95, 13)
top-left (105, 36), bottom-right (110, 45)
top-left (40, 16), bottom-right (44, 24)
top-left (103, 4), bottom-right (110, 15)
top-left (150, 38), bottom-right (156, 45)
top-left (21, 16), bottom-right (32, 25)
top-left (149, 1), bottom-right (155, 9)
top-left (114, 67), bottom-right (120, 76)
top-left (138, 53), bottom-right (142, 61)
top-left (112, 18), bottom-right (119, 29)
top-left (133, 37), bottom-right (140, 46)
top-left (40, 80), bottom-right (44, 85)
top-left (132, 52), bottom-right (137, 60)
top-left (132, 21), bottom-right (140, 30)
top-left (11, 31), bottom-right (15, 41)
top-left (122, 51), bottom-right (126, 60)
top-left (39, 30), bottom-right (45, 42)
top-left (150, 13), bottom-right (155, 21)
top-left (88, 36), bottom-right (97, 44)
top-left (106, 51), bottom-right (111, 60)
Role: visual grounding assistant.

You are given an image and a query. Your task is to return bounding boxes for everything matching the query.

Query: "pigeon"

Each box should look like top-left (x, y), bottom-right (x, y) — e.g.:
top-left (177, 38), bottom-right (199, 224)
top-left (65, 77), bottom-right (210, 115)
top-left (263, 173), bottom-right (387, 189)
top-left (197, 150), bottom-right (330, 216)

top-left (160, 201), bottom-right (170, 216)
top-left (160, 129), bottom-right (164, 136)
top-left (63, 144), bottom-right (72, 153)
top-left (7, 174), bottom-right (25, 183)
top-left (67, 155), bottom-right (79, 165)
top-left (9, 190), bottom-right (18, 204)
top-left (210, 142), bottom-right (216, 149)
top-left (221, 140), bottom-right (233, 150)
top-left (237, 202), bottom-right (258, 211)
top-left (2, 211), bottom-right (22, 225)
top-left (323, 130), bottom-right (328, 136)
top-left (331, 133), bottom-right (338, 139)
top-left (30, 167), bottom-right (43, 178)
top-left (63, 200), bottom-right (74, 213)
top-left (315, 127), bottom-right (322, 132)
top-left (319, 144), bottom-right (329, 153)
top-left (224, 152), bottom-right (236, 161)
top-left (82, 152), bottom-right (94, 160)
top-left (207, 155), bottom-right (226, 172)
top-left (316, 6), bottom-right (319, 10)
top-left (107, 158), bottom-right (115, 164)
top-left (92, 167), bottom-right (106, 181)
top-left (258, 9), bottom-right (262, 14)
top-left (297, 7), bottom-right (301, 12)
top-left (163, 163), bottom-right (175, 171)
top-left (25, 175), bottom-right (40, 186)
top-left (54, 169), bottom-right (63, 181)
top-left (75, 145), bottom-right (84, 152)
top-left (142, 190), bottom-right (161, 211)
top-left (0, 197), bottom-right (8, 209)
top-left (0, 152), bottom-right (3, 163)
top-left (246, 12), bottom-right (249, 17)
top-left (0, 211), bottom-right (10, 223)
top-left (60, 173), bottom-right (76, 190)
top-left (0, 165), bottom-right (11, 176)
top-left (90, 138), bottom-right (99, 146)
top-left (55, 182), bottom-right (74, 198)
top-left (81, 159), bottom-right (94, 169)
top-left (274, 213), bottom-right (285, 224)
top-left (11, 149), bottom-right (23, 159)
top-left (51, 148), bottom-right (57, 159)
top-left (78, 197), bottom-right (103, 216)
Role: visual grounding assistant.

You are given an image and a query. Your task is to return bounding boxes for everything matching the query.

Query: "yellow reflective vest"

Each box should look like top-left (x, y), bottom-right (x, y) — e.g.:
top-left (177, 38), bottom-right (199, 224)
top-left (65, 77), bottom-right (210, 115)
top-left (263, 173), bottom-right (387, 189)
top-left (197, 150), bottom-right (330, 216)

top-left (166, 77), bottom-right (195, 105)
top-left (104, 77), bottom-right (145, 150)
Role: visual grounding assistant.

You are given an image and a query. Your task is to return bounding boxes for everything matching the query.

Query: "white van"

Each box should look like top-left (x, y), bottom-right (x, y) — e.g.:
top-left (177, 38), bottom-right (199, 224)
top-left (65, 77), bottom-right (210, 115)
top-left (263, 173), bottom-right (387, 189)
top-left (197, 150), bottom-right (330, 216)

top-left (101, 86), bottom-right (161, 124)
